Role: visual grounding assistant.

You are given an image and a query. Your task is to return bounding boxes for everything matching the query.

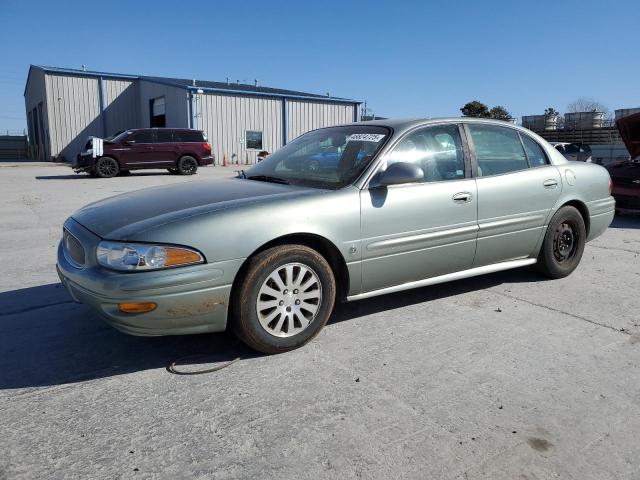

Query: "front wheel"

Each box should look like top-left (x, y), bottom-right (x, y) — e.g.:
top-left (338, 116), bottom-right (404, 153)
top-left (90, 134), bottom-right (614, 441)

top-left (177, 156), bottom-right (198, 175)
top-left (537, 206), bottom-right (586, 278)
top-left (232, 245), bottom-right (336, 354)
top-left (94, 157), bottom-right (119, 178)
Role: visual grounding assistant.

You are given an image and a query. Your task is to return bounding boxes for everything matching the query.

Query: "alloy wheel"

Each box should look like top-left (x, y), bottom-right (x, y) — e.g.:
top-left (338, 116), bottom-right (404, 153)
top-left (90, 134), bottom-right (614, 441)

top-left (256, 262), bottom-right (322, 338)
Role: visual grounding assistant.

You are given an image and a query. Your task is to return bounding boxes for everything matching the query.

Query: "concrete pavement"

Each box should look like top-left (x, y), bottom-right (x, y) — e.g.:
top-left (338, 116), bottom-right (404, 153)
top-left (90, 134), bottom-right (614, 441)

top-left (1, 165), bottom-right (639, 479)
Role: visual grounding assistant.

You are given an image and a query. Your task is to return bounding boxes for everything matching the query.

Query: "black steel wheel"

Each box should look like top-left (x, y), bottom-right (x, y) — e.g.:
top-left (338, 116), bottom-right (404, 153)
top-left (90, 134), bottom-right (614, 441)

top-left (177, 156), bottom-right (198, 175)
top-left (537, 206), bottom-right (586, 278)
top-left (94, 157), bottom-right (120, 178)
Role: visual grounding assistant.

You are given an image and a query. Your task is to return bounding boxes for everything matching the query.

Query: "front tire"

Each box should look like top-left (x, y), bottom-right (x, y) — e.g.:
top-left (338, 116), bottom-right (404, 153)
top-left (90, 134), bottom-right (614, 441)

top-left (177, 156), bottom-right (198, 175)
top-left (94, 157), bottom-right (119, 178)
top-left (232, 245), bottom-right (336, 354)
top-left (537, 206), bottom-right (586, 278)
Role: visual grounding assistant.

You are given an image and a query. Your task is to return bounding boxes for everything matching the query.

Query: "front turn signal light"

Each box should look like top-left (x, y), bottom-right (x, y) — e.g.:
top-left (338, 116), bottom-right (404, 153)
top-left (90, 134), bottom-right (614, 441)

top-left (118, 302), bottom-right (157, 314)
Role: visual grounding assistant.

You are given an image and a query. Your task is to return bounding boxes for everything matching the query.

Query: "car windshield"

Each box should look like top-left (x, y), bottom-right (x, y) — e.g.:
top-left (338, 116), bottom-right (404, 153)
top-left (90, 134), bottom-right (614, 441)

top-left (244, 126), bottom-right (390, 189)
top-left (109, 130), bottom-right (132, 144)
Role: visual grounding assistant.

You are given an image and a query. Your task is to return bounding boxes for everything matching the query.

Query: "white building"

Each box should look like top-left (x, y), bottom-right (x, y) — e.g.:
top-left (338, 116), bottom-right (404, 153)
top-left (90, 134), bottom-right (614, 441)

top-left (24, 65), bottom-right (360, 162)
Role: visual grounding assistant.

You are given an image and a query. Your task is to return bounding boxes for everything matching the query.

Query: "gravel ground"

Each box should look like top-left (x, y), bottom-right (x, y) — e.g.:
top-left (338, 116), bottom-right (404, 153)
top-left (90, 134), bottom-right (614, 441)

top-left (1, 164), bottom-right (639, 480)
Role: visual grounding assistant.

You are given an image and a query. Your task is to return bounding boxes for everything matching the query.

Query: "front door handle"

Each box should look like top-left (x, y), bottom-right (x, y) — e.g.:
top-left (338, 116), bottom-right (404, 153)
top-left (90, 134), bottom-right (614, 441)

top-left (543, 179), bottom-right (558, 188)
top-left (452, 192), bottom-right (472, 203)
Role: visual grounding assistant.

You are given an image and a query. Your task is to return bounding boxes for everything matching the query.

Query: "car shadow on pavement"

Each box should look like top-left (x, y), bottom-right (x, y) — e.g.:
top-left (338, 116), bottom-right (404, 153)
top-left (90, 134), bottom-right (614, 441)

top-left (0, 268), bottom-right (544, 390)
top-left (610, 213), bottom-right (640, 229)
top-left (0, 283), bottom-right (257, 390)
top-left (35, 171), bottom-right (174, 180)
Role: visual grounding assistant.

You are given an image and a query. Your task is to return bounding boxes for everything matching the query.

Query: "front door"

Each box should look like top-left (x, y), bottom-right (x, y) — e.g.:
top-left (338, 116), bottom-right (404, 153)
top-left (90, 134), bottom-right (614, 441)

top-left (464, 123), bottom-right (563, 266)
top-left (119, 130), bottom-right (156, 168)
top-left (360, 123), bottom-right (478, 293)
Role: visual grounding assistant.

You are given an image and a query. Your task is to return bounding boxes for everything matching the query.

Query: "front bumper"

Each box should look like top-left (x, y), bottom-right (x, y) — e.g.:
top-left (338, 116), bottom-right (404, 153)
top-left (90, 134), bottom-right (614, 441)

top-left (56, 218), bottom-right (243, 336)
top-left (73, 153), bottom-right (95, 172)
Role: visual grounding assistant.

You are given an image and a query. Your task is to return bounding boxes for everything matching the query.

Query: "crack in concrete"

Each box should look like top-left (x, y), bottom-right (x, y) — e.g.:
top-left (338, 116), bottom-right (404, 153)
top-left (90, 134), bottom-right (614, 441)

top-left (490, 289), bottom-right (629, 335)
top-left (587, 244), bottom-right (640, 255)
top-left (0, 300), bottom-right (75, 316)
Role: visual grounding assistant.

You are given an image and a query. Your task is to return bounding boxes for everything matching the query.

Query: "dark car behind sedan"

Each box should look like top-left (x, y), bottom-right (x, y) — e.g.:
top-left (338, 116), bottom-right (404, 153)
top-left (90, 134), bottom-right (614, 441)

top-left (607, 112), bottom-right (640, 211)
top-left (74, 128), bottom-right (214, 177)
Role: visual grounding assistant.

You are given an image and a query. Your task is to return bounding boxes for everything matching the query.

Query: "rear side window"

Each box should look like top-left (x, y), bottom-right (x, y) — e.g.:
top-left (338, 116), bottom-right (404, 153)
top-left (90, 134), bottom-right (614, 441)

top-left (174, 130), bottom-right (204, 142)
top-left (468, 124), bottom-right (528, 176)
top-left (520, 134), bottom-right (548, 167)
top-left (156, 130), bottom-right (173, 143)
top-left (131, 130), bottom-right (155, 143)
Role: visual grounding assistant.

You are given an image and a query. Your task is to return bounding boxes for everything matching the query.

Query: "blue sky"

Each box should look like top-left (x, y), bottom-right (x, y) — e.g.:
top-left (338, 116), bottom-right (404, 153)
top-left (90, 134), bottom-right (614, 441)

top-left (1, 0), bottom-right (638, 133)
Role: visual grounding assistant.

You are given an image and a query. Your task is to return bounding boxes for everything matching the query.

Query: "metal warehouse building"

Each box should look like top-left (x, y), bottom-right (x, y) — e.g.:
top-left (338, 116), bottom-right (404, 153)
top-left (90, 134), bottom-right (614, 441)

top-left (24, 65), bottom-right (360, 162)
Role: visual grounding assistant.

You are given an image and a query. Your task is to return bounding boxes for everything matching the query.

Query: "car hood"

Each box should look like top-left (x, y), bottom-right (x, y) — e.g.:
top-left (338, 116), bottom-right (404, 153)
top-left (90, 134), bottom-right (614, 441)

top-left (72, 178), bottom-right (320, 239)
top-left (616, 112), bottom-right (640, 160)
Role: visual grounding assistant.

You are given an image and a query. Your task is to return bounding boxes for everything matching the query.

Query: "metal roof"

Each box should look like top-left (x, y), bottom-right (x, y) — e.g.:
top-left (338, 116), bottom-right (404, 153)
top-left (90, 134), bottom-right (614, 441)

top-left (28, 65), bottom-right (359, 104)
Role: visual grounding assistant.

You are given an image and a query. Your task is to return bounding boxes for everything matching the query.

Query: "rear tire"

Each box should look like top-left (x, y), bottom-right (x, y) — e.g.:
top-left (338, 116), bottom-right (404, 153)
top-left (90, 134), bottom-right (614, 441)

top-left (94, 157), bottom-right (119, 178)
top-left (537, 206), bottom-right (586, 279)
top-left (177, 156), bottom-right (198, 175)
top-left (167, 168), bottom-right (179, 174)
top-left (232, 245), bottom-right (336, 354)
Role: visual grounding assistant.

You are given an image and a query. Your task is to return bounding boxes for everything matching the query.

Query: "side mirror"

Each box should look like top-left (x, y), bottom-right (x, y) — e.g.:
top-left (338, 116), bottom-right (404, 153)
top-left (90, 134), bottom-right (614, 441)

top-left (373, 162), bottom-right (424, 187)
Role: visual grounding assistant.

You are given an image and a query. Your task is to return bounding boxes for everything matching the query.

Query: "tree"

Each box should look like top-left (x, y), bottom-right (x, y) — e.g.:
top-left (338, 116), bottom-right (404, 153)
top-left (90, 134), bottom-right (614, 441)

top-left (567, 97), bottom-right (609, 116)
top-left (460, 100), bottom-right (491, 118)
top-left (489, 106), bottom-right (512, 121)
top-left (544, 107), bottom-right (559, 117)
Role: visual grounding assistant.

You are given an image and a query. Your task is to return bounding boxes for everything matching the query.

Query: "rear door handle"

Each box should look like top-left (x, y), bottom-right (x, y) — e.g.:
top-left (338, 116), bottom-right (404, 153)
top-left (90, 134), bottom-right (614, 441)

top-left (452, 192), bottom-right (472, 203)
top-left (543, 179), bottom-right (558, 188)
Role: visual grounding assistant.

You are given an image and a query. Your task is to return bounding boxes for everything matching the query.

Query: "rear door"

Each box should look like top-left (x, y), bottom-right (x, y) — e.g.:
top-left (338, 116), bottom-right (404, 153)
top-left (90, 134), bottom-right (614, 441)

top-left (465, 123), bottom-right (562, 266)
top-left (359, 123), bottom-right (478, 292)
top-left (153, 129), bottom-right (180, 166)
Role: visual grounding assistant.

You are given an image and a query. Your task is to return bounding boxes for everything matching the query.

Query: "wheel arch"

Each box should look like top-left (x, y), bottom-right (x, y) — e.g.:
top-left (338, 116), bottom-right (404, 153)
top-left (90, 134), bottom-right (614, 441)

top-left (229, 233), bottom-right (350, 320)
top-left (557, 199), bottom-right (590, 237)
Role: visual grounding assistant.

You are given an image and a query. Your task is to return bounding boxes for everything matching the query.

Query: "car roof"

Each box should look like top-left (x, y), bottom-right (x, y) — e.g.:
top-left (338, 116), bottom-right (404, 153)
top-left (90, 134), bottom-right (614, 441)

top-left (355, 117), bottom-right (530, 137)
top-left (127, 127), bottom-right (203, 132)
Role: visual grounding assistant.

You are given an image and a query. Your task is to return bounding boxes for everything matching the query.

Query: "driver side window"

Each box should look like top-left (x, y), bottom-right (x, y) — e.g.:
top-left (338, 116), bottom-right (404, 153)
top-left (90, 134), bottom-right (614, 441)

top-left (386, 125), bottom-right (466, 182)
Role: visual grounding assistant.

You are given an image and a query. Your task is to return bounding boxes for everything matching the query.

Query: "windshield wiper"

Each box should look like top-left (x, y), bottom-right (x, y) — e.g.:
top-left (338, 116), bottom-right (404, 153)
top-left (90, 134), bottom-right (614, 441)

top-left (246, 174), bottom-right (290, 185)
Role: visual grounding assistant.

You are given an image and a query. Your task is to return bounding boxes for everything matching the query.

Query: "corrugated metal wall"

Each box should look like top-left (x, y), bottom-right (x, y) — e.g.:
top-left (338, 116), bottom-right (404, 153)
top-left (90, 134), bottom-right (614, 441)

top-left (45, 73), bottom-right (102, 161)
top-left (195, 93), bottom-right (283, 165)
top-left (24, 68), bottom-right (49, 160)
top-left (103, 79), bottom-right (140, 135)
top-left (139, 80), bottom-right (189, 128)
top-left (287, 100), bottom-right (355, 142)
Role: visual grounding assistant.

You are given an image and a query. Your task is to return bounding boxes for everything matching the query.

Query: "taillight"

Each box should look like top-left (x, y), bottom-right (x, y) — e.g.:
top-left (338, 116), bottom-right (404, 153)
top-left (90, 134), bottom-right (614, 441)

top-left (202, 143), bottom-right (211, 153)
top-left (609, 178), bottom-right (613, 195)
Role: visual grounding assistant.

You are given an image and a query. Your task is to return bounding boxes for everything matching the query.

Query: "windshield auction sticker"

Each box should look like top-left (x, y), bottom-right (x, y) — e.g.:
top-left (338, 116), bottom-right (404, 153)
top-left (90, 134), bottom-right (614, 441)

top-left (347, 133), bottom-right (386, 142)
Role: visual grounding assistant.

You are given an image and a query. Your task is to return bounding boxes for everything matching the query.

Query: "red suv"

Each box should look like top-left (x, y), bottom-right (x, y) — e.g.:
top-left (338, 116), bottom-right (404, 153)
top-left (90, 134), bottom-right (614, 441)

top-left (74, 128), bottom-right (214, 177)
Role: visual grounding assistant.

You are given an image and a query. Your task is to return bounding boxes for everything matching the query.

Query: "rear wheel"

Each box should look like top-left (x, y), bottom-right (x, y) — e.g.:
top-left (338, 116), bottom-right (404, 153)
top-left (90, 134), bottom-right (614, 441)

top-left (232, 245), bottom-right (336, 354)
top-left (537, 206), bottom-right (586, 278)
top-left (94, 157), bottom-right (119, 178)
top-left (167, 168), bottom-right (179, 174)
top-left (177, 156), bottom-right (198, 175)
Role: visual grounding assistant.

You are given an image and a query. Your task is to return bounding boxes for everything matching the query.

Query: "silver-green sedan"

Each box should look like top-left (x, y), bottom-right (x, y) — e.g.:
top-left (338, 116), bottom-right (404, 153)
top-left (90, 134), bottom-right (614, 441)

top-left (57, 118), bottom-right (615, 353)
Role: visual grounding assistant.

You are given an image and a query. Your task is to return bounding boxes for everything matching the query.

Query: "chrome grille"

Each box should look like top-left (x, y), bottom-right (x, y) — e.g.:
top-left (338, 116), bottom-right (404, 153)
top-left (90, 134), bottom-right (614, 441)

top-left (63, 229), bottom-right (85, 267)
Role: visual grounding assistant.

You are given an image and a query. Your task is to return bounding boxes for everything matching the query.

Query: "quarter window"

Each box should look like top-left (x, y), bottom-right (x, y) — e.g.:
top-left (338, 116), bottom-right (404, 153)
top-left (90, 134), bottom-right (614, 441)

top-left (174, 130), bottom-right (204, 142)
top-left (386, 124), bottom-right (465, 182)
top-left (468, 125), bottom-right (528, 176)
top-left (520, 134), bottom-right (548, 167)
top-left (246, 131), bottom-right (263, 150)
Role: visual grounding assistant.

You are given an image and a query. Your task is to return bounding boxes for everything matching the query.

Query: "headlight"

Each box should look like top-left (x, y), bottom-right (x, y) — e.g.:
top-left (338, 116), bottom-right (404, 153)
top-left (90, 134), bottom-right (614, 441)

top-left (96, 241), bottom-right (204, 272)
